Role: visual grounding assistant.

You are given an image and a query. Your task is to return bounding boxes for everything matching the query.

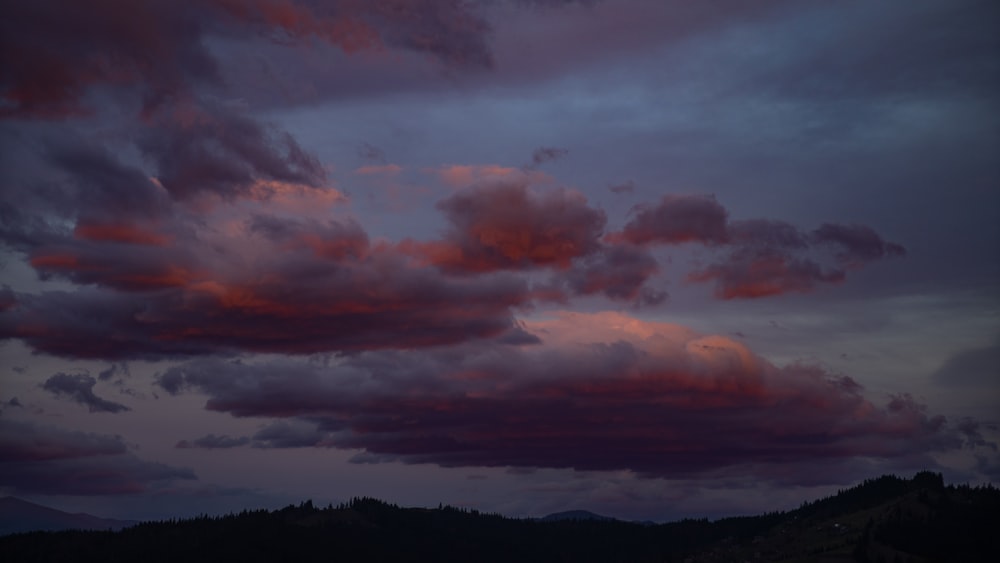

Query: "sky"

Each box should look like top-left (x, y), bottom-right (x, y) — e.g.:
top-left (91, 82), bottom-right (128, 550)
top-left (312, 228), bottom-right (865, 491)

top-left (0, 0), bottom-right (998, 523)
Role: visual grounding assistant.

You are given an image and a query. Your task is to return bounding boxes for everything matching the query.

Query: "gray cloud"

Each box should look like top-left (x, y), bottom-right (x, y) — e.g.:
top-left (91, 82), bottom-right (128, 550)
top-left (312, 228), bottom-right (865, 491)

top-left (0, 419), bottom-right (196, 495)
top-left (41, 372), bottom-right (130, 413)
top-left (931, 341), bottom-right (1000, 387)
top-left (176, 434), bottom-right (251, 450)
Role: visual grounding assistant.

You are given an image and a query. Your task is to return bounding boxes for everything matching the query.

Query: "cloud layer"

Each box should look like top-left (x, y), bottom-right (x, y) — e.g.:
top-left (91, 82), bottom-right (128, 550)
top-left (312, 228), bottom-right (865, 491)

top-left (0, 419), bottom-right (195, 495)
top-left (160, 312), bottom-right (970, 478)
top-left (1, 0), bottom-right (991, 516)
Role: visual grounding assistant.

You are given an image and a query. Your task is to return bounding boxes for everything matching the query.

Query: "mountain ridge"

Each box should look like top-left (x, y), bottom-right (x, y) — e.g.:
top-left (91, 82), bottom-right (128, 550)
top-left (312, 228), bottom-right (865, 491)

top-left (0, 496), bottom-right (136, 536)
top-left (1, 472), bottom-right (997, 562)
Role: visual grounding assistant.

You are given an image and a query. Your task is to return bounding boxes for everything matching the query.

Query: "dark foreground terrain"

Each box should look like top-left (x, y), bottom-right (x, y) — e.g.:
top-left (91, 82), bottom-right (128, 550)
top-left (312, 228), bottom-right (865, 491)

top-left (1, 472), bottom-right (997, 562)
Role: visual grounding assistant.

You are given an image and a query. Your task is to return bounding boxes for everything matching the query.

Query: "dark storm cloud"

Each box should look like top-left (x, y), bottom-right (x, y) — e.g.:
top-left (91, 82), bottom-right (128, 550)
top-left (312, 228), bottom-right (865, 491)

top-left (0, 419), bottom-right (196, 495)
top-left (157, 313), bottom-right (975, 478)
top-left (41, 372), bottom-right (130, 413)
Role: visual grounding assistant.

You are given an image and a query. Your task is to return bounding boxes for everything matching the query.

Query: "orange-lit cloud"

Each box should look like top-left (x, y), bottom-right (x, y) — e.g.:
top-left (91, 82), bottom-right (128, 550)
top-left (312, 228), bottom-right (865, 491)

top-left (420, 182), bottom-right (606, 272)
top-left (158, 311), bottom-right (972, 478)
top-left (687, 251), bottom-right (845, 299)
top-left (430, 164), bottom-right (551, 189)
top-left (73, 221), bottom-right (170, 246)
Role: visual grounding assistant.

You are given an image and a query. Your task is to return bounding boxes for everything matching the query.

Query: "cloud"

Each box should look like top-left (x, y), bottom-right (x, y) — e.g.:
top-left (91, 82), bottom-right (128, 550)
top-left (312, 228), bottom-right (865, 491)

top-left (251, 420), bottom-right (334, 449)
top-left (687, 248), bottom-right (844, 300)
top-left (1, 144), bottom-right (911, 360)
top-left (683, 218), bottom-right (902, 299)
top-left (0, 255), bottom-right (529, 360)
top-left (608, 180), bottom-right (635, 194)
top-left (417, 182), bottom-right (607, 273)
top-left (0, 171), bottom-right (911, 359)
top-left (0, 419), bottom-right (127, 461)
top-left (157, 311), bottom-right (970, 479)
top-left (558, 243), bottom-right (666, 305)
top-left (0, 0), bottom-right (214, 118)
top-left (930, 341), bottom-right (1000, 387)
top-left (0, 419), bottom-right (195, 495)
top-left (0, 286), bottom-right (14, 312)
top-left (811, 223), bottom-right (906, 267)
top-left (97, 363), bottom-right (131, 382)
top-left (29, 241), bottom-right (196, 292)
top-left (176, 434), bottom-right (251, 450)
top-left (357, 142), bottom-right (386, 163)
top-left (40, 372), bottom-right (130, 413)
top-left (0, 0), bottom-right (503, 119)
top-left (614, 194), bottom-right (729, 245)
top-left (526, 146), bottom-right (569, 169)
top-left (430, 164), bottom-right (543, 188)
top-left (138, 103), bottom-right (328, 201)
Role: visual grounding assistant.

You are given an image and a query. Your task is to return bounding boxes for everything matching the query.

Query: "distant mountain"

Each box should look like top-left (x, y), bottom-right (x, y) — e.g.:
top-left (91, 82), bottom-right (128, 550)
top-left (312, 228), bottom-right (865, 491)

top-left (539, 509), bottom-right (617, 522)
top-left (0, 496), bottom-right (136, 536)
top-left (1, 472), bottom-right (997, 562)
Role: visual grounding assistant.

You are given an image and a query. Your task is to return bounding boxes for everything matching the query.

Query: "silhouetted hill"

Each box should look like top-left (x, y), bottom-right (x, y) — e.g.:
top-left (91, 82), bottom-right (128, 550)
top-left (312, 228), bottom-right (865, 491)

top-left (1, 473), bottom-right (996, 562)
top-left (0, 497), bottom-right (135, 536)
top-left (539, 509), bottom-right (618, 522)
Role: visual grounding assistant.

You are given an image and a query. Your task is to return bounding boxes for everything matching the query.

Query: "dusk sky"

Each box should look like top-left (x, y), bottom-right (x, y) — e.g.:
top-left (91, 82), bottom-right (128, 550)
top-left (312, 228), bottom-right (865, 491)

top-left (1, 0), bottom-right (998, 523)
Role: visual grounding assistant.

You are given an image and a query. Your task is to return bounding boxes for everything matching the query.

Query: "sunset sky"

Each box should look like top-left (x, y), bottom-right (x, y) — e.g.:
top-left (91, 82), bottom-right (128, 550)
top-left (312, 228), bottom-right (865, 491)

top-left (1, 0), bottom-right (998, 523)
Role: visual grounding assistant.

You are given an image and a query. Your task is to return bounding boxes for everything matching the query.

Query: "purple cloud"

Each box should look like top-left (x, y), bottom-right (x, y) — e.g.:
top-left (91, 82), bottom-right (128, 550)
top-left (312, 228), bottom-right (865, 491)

top-left (156, 312), bottom-right (972, 478)
top-left (41, 372), bottom-right (130, 413)
top-left (615, 194), bottom-right (729, 245)
top-left (0, 419), bottom-right (195, 495)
